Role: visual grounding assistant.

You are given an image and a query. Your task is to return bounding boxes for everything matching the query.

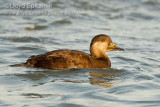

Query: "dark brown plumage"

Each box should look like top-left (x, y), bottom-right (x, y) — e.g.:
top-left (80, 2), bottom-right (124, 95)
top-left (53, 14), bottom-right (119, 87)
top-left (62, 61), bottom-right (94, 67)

top-left (12, 34), bottom-right (124, 70)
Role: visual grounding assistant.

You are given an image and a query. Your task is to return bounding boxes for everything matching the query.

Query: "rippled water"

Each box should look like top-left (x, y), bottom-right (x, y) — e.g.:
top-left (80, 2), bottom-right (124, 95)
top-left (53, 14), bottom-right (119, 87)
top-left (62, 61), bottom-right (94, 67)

top-left (0, 0), bottom-right (160, 107)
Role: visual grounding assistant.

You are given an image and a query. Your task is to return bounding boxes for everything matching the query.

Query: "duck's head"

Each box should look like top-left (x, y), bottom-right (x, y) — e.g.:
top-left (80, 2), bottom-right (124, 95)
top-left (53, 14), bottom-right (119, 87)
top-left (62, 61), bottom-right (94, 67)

top-left (90, 34), bottom-right (124, 59)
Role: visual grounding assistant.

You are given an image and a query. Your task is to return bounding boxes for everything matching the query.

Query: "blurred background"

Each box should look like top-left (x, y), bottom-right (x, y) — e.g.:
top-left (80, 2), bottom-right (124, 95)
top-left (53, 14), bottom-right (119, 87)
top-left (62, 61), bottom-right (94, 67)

top-left (0, 0), bottom-right (160, 107)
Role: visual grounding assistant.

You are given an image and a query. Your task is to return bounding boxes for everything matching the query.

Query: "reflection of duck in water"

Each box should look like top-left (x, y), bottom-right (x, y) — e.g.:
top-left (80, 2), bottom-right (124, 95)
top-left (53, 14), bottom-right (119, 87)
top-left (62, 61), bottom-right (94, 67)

top-left (60, 71), bottom-right (119, 88)
top-left (13, 34), bottom-right (124, 70)
top-left (89, 72), bottom-right (116, 88)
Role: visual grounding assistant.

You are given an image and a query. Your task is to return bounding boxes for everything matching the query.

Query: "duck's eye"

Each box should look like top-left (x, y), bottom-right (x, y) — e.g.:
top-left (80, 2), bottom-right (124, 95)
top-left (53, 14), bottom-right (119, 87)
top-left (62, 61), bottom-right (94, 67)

top-left (102, 39), bottom-right (105, 42)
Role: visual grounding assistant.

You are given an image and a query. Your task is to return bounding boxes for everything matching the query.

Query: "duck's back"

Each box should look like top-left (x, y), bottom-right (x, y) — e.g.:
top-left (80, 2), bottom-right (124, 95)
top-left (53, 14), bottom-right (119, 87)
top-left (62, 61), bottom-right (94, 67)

top-left (26, 50), bottom-right (95, 69)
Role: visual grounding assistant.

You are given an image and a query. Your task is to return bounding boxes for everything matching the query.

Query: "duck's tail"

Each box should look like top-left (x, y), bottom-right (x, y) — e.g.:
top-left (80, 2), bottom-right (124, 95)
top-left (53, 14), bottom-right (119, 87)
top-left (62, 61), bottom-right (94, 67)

top-left (10, 63), bottom-right (27, 67)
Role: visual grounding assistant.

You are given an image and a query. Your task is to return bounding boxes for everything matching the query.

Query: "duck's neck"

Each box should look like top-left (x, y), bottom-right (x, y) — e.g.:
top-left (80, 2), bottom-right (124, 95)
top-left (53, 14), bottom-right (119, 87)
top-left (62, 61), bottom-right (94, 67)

top-left (90, 47), bottom-right (109, 60)
top-left (90, 47), bottom-right (111, 67)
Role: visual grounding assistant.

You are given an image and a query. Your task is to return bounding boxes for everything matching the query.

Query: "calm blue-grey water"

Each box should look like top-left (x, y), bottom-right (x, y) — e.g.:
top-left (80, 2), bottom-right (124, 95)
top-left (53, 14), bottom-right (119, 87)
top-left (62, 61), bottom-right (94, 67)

top-left (0, 0), bottom-right (160, 107)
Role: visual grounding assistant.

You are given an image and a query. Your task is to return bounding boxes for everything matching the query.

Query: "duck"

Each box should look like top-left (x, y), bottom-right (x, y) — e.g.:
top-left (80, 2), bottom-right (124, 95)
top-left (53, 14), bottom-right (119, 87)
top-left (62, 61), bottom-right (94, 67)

top-left (12, 34), bottom-right (124, 70)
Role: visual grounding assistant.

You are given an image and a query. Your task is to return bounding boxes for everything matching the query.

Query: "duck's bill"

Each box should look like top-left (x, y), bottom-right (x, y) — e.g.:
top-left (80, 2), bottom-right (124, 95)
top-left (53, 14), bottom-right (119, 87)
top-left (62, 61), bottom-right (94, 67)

top-left (108, 43), bottom-right (124, 51)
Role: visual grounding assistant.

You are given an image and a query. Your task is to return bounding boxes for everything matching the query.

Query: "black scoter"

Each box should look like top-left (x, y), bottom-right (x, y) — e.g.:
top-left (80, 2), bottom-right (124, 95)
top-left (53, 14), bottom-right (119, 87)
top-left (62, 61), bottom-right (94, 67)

top-left (13, 34), bottom-right (124, 69)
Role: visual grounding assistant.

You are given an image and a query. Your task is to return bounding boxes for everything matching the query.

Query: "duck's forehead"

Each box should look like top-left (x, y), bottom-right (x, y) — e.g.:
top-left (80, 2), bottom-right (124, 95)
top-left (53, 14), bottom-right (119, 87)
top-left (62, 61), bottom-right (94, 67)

top-left (105, 36), bottom-right (112, 42)
top-left (93, 35), bottom-right (112, 42)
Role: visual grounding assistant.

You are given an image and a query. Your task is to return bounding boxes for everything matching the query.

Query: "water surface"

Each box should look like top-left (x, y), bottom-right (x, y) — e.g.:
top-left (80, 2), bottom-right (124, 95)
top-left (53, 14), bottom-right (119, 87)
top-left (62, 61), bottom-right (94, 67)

top-left (0, 0), bottom-right (160, 107)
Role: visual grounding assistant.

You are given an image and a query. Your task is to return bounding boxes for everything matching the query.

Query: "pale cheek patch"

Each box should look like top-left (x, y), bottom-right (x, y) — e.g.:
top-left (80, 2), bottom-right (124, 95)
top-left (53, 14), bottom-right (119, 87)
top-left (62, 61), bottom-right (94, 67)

top-left (100, 42), bottom-right (108, 50)
top-left (93, 42), bottom-right (107, 51)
